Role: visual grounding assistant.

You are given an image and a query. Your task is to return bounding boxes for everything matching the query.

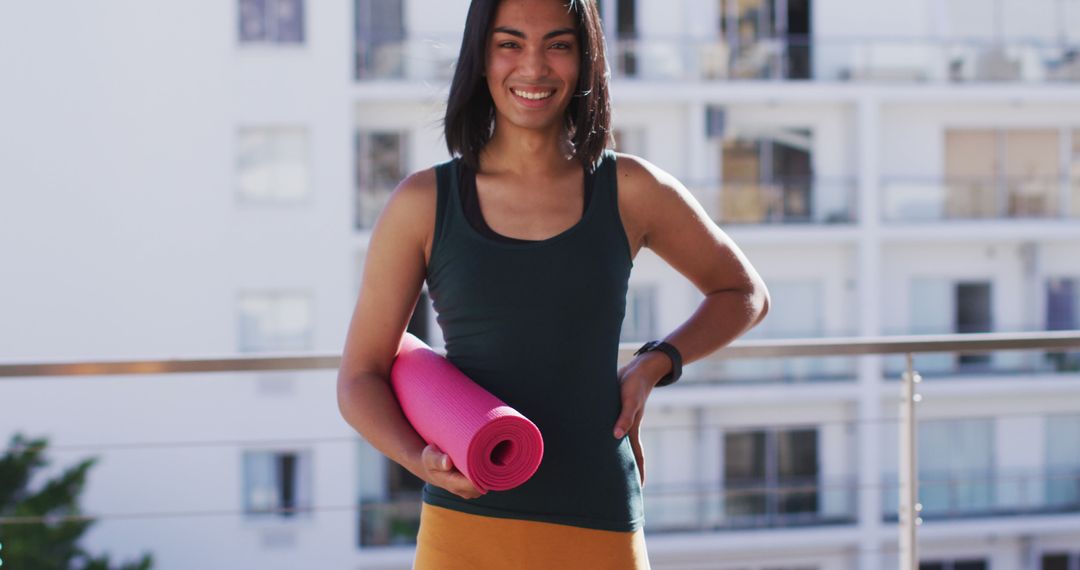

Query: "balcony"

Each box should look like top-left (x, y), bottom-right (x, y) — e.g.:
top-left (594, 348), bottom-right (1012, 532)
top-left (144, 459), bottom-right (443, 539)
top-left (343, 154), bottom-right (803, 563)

top-left (883, 468), bottom-right (1080, 520)
top-left (883, 176), bottom-right (1080, 222)
top-left (2, 331), bottom-right (1078, 556)
top-left (352, 35), bottom-right (1080, 84)
top-left (694, 177), bottom-right (858, 226)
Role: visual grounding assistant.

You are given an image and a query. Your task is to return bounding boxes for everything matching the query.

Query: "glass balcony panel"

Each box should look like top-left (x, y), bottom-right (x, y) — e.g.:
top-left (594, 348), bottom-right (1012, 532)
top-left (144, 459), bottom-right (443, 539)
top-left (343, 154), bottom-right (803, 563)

top-left (883, 468), bottom-right (1079, 521)
top-left (884, 177), bottom-right (1072, 222)
top-left (695, 178), bottom-right (856, 226)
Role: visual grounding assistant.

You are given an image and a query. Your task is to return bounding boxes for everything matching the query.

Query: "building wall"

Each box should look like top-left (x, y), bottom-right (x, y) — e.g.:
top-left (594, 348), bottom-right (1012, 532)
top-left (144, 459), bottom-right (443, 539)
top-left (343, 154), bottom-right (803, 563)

top-left (2, 1), bottom-right (1079, 570)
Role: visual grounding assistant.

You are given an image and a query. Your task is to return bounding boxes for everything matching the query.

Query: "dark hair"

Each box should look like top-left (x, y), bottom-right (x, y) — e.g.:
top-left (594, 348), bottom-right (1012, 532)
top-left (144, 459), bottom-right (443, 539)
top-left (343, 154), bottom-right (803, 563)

top-left (444, 0), bottom-right (611, 172)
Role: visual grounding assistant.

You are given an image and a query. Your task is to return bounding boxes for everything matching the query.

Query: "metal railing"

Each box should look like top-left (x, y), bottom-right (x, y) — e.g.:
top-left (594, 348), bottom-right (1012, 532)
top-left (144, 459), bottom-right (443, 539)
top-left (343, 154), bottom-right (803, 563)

top-left (882, 176), bottom-right (1080, 222)
top-left (3, 330), bottom-right (1080, 567)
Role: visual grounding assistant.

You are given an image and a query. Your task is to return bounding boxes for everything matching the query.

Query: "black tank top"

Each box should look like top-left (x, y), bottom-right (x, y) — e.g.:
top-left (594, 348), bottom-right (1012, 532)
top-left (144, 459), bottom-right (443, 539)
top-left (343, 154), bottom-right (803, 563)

top-left (423, 150), bottom-right (642, 531)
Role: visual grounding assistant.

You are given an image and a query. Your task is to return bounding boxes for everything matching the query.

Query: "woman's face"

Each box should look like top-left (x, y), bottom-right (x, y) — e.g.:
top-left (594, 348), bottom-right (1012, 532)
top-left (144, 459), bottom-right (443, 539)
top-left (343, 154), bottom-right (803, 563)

top-left (485, 0), bottom-right (581, 135)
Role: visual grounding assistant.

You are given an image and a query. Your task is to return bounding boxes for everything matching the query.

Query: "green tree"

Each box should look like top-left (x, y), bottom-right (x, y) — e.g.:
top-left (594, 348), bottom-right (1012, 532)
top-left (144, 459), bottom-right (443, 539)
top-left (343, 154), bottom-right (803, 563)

top-left (0, 433), bottom-right (153, 570)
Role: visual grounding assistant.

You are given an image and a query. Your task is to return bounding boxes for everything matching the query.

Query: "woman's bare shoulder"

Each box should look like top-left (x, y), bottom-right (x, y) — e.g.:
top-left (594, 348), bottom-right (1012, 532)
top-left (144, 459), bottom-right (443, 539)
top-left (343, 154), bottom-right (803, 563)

top-left (612, 152), bottom-right (680, 199)
top-left (374, 166), bottom-right (440, 260)
top-left (612, 151), bottom-right (685, 217)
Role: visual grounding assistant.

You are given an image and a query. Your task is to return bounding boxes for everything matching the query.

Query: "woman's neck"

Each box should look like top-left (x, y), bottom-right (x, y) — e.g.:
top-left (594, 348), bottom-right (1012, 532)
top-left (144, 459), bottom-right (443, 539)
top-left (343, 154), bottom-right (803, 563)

top-left (479, 121), bottom-right (577, 177)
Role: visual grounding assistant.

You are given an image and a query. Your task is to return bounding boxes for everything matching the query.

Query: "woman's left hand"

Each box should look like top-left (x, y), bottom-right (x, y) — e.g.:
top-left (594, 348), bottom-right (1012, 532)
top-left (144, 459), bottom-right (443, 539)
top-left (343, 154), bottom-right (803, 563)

top-left (614, 352), bottom-right (670, 487)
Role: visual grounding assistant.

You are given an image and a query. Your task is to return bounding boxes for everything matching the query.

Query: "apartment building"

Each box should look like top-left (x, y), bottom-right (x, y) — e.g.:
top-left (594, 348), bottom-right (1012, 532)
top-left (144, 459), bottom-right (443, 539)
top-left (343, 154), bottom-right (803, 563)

top-left (1, 1), bottom-right (1079, 569)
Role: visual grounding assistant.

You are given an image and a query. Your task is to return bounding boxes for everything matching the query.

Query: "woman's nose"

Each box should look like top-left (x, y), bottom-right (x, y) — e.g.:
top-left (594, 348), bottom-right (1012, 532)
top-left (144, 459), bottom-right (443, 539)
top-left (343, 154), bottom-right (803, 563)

top-left (518, 46), bottom-right (549, 78)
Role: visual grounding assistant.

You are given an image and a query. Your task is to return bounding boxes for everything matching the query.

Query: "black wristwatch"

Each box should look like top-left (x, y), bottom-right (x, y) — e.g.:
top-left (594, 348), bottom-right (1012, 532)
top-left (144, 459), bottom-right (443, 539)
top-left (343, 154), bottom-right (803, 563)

top-left (634, 340), bottom-right (683, 387)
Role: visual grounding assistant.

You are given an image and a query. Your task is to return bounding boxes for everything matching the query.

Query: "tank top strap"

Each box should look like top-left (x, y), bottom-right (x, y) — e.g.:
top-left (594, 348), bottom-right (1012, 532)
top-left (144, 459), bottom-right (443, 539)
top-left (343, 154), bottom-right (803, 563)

top-left (590, 150), bottom-right (633, 264)
top-left (431, 157), bottom-right (462, 263)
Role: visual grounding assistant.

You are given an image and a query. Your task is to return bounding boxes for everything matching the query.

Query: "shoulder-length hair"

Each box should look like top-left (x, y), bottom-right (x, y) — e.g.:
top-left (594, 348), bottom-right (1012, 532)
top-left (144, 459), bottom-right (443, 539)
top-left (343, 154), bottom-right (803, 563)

top-left (444, 0), bottom-right (611, 172)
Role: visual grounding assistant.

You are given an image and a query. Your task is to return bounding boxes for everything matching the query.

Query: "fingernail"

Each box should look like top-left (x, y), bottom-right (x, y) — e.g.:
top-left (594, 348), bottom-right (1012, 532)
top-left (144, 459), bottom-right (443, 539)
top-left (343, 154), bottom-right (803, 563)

top-left (614, 428), bottom-right (625, 438)
top-left (441, 457), bottom-right (449, 469)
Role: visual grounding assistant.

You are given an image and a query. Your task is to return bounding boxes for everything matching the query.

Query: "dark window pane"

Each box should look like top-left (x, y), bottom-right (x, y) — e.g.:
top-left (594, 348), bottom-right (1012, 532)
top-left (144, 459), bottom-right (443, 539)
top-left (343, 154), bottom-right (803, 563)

top-left (725, 431), bottom-right (767, 480)
top-left (388, 460), bottom-right (424, 496)
top-left (277, 452), bottom-right (297, 516)
top-left (271, 0), bottom-right (304, 43)
top-left (239, 0), bottom-right (268, 42)
top-left (956, 282), bottom-right (992, 333)
top-left (777, 429), bottom-right (817, 478)
top-left (1041, 554), bottom-right (1069, 570)
top-left (1047, 278), bottom-right (1077, 330)
top-left (356, 0), bottom-right (405, 78)
top-left (777, 429), bottom-right (819, 515)
top-left (724, 431), bottom-right (767, 518)
top-left (919, 563), bottom-right (945, 570)
top-left (954, 561), bottom-right (987, 570)
top-left (616, 0), bottom-right (636, 36)
top-left (956, 282), bottom-right (992, 366)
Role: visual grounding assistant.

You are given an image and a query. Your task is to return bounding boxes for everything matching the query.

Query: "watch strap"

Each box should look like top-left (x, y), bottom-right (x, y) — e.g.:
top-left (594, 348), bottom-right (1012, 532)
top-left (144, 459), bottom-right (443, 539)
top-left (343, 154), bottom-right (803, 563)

top-left (634, 340), bottom-right (683, 387)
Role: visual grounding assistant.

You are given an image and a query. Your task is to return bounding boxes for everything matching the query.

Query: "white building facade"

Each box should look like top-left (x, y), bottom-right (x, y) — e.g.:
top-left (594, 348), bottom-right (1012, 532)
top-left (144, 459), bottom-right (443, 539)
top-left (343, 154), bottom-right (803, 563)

top-left (2, 1), bottom-right (1080, 569)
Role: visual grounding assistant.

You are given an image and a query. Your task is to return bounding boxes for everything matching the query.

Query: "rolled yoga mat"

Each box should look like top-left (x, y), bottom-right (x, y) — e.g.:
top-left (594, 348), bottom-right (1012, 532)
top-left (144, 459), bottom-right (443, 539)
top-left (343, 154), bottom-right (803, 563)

top-left (390, 333), bottom-right (544, 492)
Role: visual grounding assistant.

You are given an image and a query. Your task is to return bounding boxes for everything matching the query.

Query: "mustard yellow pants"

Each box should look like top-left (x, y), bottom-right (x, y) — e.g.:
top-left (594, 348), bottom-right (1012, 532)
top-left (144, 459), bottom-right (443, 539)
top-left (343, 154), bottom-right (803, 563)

top-left (413, 503), bottom-right (651, 570)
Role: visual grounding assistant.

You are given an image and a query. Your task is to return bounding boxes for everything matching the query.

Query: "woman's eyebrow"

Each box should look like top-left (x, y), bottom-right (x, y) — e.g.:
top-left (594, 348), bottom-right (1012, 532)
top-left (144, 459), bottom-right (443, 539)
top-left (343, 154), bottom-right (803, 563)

top-left (492, 26), bottom-right (575, 40)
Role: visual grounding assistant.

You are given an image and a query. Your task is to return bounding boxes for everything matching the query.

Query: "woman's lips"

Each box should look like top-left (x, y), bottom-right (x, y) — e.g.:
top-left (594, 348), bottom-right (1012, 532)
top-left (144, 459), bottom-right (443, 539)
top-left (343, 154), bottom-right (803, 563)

top-left (510, 87), bottom-right (556, 108)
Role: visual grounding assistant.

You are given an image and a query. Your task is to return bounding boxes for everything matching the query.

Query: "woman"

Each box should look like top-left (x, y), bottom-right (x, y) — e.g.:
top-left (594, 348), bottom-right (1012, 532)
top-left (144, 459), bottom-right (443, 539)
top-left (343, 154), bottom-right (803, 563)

top-left (337, 0), bottom-right (770, 568)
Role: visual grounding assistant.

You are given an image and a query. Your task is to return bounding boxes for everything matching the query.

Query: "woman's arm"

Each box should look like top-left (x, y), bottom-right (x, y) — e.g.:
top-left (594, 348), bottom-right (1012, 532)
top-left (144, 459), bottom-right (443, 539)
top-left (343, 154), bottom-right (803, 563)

top-left (336, 168), bottom-right (485, 500)
top-left (612, 154), bottom-right (771, 482)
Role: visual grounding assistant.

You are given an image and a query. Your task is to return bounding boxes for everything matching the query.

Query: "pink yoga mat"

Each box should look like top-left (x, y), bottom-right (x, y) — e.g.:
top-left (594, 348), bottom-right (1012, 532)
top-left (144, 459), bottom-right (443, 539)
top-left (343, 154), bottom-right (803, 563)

top-left (390, 333), bottom-right (544, 492)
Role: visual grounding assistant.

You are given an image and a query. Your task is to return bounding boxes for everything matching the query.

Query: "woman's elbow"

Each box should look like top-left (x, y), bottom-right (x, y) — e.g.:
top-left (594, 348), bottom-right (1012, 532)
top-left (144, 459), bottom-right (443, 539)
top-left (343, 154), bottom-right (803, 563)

top-left (750, 280), bottom-right (770, 326)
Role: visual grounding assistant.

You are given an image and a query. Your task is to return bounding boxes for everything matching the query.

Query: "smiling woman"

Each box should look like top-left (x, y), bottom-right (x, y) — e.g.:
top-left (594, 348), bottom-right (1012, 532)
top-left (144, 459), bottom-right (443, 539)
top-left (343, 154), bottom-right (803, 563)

top-left (336, 0), bottom-right (770, 568)
top-left (445, 0), bottom-right (609, 172)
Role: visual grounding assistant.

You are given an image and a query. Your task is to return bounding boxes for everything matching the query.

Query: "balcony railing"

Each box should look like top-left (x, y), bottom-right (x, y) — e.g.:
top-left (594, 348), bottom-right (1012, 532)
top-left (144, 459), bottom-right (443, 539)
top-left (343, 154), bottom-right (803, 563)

top-left (883, 176), bottom-right (1080, 222)
top-left (883, 469), bottom-right (1080, 520)
top-left (693, 177), bottom-right (858, 226)
top-left (2, 331), bottom-right (1079, 554)
top-left (353, 35), bottom-right (1080, 83)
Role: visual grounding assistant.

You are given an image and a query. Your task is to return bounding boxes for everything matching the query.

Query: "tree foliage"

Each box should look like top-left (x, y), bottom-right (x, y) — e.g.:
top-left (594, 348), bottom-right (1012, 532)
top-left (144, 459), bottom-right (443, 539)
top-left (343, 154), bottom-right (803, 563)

top-left (0, 433), bottom-right (153, 570)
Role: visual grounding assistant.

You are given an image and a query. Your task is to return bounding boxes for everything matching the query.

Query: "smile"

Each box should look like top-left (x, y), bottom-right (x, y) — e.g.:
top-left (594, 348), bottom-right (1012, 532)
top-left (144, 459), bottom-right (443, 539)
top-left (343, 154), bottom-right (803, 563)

top-left (511, 88), bottom-right (554, 101)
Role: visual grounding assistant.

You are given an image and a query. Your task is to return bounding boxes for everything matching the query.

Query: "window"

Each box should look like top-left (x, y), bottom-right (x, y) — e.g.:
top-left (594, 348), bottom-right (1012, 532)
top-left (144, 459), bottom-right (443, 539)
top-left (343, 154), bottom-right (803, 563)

top-left (243, 450), bottom-right (312, 518)
top-left (237, 291), bottom-right (313, 352)
top-left (1045, 415), bottom-right (1080, 508)
top-left (920, 561), bottom-right (987, 570)
top-left (357, 438), bottom-right (423, 547)
top-left (355, 0), bottom-right (405, 79)
top-left (907, 278), bottom-right (994, 373)
top-left (1041, 552), bottom-right (1077, 570)
top-left (620, 285), bottom-right (657, 343)
top-left (236, 127), bottom-right (310, 204)
top-left (724, 427), bottom-right (819, 522)
top-left (720, 0), bottom-right (812, 80)
top-left (239, 0), bottom-right (305, 44)
top-left (719, 129), bottom-right (815, 224)
top-left (1046, 277), bottom-right (1080, 371)
top-left (944, 128), bottom-right (1059, 219)
top-left (955, 281), bottom-right (992, 366)
top-left (355, 131), bottom-right (407, 229)
top-left (918, 418), bottom-right (993, 517)
top-left (614, 0), bottom-right (638, 76)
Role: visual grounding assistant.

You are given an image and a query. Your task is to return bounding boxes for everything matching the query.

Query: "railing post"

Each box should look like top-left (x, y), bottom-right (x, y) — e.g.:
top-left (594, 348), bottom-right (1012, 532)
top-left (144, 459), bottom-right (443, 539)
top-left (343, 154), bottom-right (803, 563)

top-left (899, 353), bottom-right (922, 570)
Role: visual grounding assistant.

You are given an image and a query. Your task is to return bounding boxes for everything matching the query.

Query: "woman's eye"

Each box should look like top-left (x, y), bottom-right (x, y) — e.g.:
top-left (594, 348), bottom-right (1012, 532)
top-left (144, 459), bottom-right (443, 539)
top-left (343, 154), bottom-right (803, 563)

top-left (550, 42), bottom-right (571, 50)
top-left (498, 41), bottom-right (519, 49)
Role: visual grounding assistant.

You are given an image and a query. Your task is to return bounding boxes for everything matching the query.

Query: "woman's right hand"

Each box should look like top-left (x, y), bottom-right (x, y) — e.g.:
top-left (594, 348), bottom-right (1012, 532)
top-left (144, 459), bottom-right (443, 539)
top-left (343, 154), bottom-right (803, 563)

top-left (420, 444), bottom-right (487, 500)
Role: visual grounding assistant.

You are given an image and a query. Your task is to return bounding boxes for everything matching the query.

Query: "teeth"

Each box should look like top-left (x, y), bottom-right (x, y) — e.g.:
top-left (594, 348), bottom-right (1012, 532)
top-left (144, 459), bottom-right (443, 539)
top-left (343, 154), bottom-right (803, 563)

top-left (512, 89), bottom-right (553, 100)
